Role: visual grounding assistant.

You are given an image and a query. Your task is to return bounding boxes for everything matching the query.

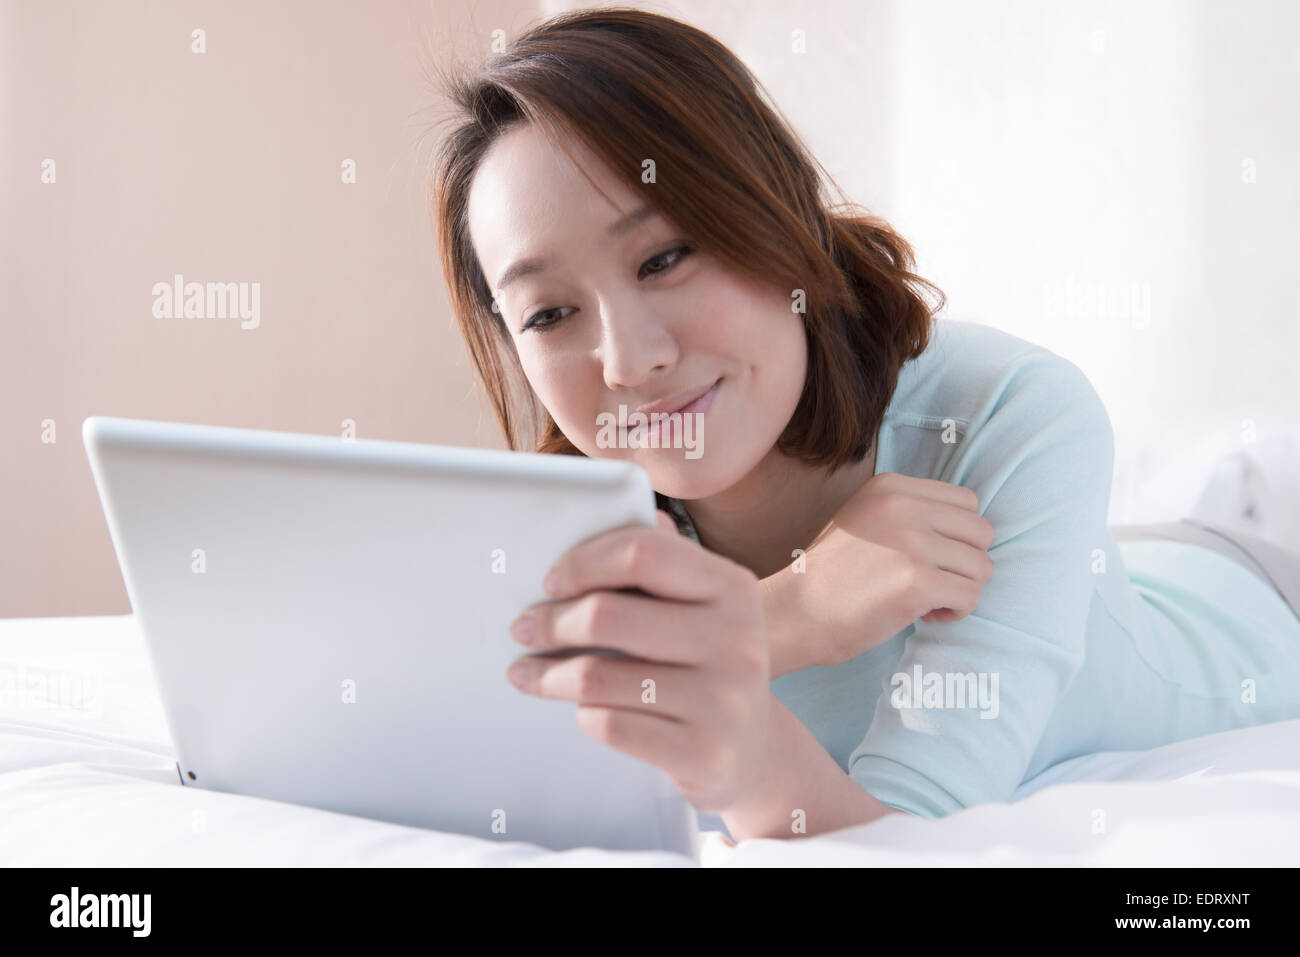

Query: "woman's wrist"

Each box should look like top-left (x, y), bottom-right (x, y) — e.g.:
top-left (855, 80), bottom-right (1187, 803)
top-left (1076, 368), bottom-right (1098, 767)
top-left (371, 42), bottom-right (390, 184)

top-left (716, 694), bottom-right (797, 840)
top-left (760, 564), bottom-right (832, 678)
top-left (760, 566), bottom-right (796, 678)
top-left (718, 694), bottom-right (898, 841)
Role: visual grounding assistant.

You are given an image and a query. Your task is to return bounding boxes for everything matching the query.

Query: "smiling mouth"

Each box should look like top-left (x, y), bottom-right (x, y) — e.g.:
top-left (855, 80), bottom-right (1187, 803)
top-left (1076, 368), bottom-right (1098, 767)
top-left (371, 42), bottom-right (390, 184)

top-left (619, 377), bottom-right (721, 444)
top-left (636, 377), bottom-right (722, 418)
top-left (670, 377), bottom-right (721, 415)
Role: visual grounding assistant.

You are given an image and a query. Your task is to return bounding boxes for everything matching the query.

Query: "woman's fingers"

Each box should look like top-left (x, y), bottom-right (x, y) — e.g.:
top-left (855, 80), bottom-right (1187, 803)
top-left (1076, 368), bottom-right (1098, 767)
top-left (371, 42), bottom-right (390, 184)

top-left (515, 515), bottom-right (763, 668)
top-left (921, 566), bottom-right (985, 618)
top-left (868, 475), bottom-right (993, 551)
top-left (543, 524), bottom-right (743, 605)
top-left (908, 531), bottom-right (991, 621)
top-left (926, 500), bottom-right (997, 551)
top-left (515, 589), bottom-right (715, 664)
top-left (923, 529), bottom-right (996, 584)
top-left (573, 705), bottom-right (690, 784)
top-left (508, 651), bottom-right (708, 721)
top-left (922, 608), bottom-right (961, 623)
top-left (876, 472), bottom-right (981, 511)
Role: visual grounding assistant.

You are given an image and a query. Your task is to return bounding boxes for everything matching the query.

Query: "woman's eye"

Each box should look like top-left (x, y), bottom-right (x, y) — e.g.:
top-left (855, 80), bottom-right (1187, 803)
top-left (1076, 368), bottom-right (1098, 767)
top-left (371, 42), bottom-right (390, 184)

top-left (639, 244), bottom-right (695, 280)
top-left (522, 307), bottom-right (572, 332)
top-left (522, 243), bottom-right (696, 333)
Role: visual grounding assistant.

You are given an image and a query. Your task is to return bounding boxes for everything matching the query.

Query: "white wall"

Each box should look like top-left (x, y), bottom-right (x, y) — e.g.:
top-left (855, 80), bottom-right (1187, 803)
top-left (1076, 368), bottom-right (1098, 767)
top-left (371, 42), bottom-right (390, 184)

top-left (882, 0), bottom-right (1299, 532)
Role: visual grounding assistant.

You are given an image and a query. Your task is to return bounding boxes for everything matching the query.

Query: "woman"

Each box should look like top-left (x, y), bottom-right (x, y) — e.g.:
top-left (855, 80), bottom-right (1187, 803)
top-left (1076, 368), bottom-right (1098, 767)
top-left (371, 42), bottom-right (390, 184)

top-left (428, 7), bottom-right (1300, 842)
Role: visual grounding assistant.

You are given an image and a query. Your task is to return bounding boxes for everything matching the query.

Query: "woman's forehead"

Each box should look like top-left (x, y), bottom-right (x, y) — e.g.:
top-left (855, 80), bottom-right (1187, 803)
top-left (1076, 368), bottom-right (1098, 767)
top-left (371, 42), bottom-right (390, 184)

top-left (468, 125), bottom-right (654, 278)
top-left (471, 125), bottom-right (622, 219)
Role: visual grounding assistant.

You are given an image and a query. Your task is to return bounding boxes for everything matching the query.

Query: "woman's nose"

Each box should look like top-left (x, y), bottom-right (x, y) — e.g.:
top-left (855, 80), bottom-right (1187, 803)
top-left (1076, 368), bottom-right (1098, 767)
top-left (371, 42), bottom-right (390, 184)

top-left (596, 307), bottom-right (679, 391)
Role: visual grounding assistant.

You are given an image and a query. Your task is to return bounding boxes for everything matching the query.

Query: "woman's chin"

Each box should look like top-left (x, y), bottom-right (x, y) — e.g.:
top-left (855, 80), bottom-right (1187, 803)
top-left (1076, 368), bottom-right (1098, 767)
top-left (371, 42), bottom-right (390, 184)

top-left (636, 457), bottom-right (743, 502)
top-left (581, 435), bottom-right (757, 501)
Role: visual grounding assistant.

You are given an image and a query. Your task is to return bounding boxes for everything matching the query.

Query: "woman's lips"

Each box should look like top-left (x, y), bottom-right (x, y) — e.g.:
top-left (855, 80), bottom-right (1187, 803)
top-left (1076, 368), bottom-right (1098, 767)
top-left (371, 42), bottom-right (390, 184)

top-left (636, 377), bottom-right (721, 417)
top-left (674, 377), bottom-right (721, 415)
top-left (630, 377), bottom-right (720, 446)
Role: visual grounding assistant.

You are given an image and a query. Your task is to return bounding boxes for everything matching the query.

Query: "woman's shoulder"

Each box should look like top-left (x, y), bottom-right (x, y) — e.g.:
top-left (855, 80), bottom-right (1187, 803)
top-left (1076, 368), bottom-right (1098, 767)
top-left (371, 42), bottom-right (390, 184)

top-left (881, 319), bottom-right (1113, 482)
top-left (889, 319), bottom-right (1108, 435)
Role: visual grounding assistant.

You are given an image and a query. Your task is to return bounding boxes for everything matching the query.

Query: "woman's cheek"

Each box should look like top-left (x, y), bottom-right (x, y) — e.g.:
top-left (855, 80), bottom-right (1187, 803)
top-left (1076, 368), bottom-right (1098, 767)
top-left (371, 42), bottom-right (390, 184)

top-left (530, 365), bottom-right (600, 449)
top-left (519, 350), bottom-right (565, 409)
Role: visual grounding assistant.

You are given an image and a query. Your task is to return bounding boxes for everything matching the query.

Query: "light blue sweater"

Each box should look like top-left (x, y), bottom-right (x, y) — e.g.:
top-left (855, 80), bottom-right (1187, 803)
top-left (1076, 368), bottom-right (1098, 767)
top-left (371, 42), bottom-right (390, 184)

top-left (672, 318), bottom-right (1300, 820)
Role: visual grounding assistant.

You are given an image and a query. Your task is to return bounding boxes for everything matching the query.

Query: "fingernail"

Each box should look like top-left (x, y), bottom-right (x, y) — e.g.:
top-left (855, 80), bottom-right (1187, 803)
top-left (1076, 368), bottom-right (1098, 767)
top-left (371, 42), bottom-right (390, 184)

top-left (506, 659), bottom-right (532, 689)
top-left (542, 569), bottom-right (561, 596)
top-left (510, 614), bottom-right (536, 645)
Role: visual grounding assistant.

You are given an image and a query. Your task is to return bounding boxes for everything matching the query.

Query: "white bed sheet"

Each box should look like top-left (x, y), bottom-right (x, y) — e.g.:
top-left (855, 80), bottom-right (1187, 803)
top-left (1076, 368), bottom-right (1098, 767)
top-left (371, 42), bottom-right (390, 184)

top-left (2, 614), bottom-right (1297, 866)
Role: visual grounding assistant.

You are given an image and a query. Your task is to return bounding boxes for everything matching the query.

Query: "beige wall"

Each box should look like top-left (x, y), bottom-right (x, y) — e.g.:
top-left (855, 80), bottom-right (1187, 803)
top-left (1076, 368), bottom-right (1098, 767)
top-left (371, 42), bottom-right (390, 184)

top-left (1, 0), bottom-right (539, 617)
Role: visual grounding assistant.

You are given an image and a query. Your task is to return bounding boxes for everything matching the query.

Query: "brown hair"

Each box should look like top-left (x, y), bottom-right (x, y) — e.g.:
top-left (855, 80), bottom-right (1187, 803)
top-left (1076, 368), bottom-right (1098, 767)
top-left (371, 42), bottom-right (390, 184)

top-left (428, 6), bottom-right (943, 479)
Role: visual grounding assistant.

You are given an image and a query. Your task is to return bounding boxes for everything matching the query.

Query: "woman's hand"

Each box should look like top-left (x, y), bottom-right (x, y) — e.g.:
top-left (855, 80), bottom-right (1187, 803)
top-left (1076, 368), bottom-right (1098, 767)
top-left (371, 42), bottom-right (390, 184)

top-left (505, 511), bottom-right (772, 813)
top-left (764, 471), bottom-right (996, 677)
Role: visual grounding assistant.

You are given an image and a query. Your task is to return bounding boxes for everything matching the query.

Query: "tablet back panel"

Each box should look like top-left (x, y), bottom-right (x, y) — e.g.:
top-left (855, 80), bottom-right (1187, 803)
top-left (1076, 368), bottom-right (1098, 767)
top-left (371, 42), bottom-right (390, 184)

top-left (83, 416), bottom-right (699, 856)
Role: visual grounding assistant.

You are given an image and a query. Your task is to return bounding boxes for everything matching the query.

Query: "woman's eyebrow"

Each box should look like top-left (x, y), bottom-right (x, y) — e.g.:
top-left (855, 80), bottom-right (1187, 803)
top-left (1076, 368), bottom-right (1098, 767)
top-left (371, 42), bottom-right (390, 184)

top-left (494, 204), bottom-right (660, 292)
top-left (606, 203), bottom-right (659, 238)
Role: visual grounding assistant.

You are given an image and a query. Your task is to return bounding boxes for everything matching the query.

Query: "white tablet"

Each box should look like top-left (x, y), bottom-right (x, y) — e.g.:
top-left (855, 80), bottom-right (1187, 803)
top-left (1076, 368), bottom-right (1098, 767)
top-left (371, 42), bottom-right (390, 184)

top-left (82, 415), bottom-right (699, 856)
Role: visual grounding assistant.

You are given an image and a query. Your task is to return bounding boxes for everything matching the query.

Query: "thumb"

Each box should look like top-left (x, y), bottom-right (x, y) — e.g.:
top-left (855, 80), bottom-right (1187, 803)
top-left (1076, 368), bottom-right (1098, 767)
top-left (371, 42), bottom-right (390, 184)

top-left (655, 508), bottom-right (679, 533)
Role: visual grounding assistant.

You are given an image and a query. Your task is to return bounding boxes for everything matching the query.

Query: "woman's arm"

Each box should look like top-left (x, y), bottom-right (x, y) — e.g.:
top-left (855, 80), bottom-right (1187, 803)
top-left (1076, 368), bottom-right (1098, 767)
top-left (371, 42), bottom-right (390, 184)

top-left (719, 693), bottom-right (901, 841)
top-left (845, 353), bottom-right (1115, 817)
top-left (763, 566), bottom-right (827, 678)
top-left (762, 472), bottom-right (995, 679)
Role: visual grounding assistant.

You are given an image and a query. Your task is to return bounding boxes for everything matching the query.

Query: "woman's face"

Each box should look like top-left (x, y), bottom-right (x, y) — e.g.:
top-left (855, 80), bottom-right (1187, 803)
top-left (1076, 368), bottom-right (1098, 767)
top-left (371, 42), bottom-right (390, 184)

top-left (466, 122), bottom-right (808, 500)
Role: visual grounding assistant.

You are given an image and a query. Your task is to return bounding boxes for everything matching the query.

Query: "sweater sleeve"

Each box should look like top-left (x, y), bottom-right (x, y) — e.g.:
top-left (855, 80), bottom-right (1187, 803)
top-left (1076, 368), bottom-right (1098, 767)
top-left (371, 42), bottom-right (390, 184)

top-left (846, 351), bottom-right (1116, 818)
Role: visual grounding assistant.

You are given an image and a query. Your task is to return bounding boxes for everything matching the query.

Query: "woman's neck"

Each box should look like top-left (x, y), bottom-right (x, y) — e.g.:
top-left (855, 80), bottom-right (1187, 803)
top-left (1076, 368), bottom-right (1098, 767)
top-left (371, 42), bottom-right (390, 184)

top-left (680, 438), bottom-right (878, 580)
